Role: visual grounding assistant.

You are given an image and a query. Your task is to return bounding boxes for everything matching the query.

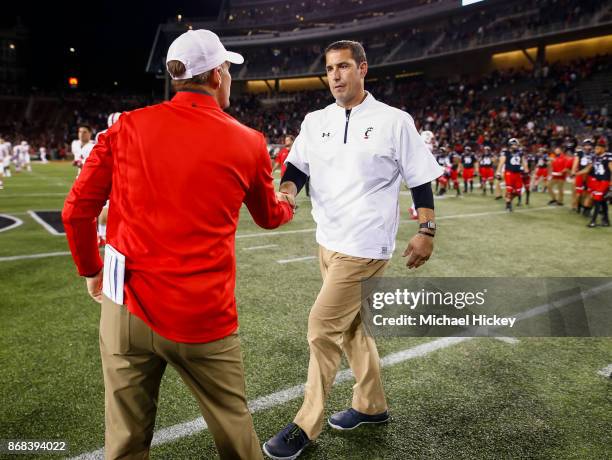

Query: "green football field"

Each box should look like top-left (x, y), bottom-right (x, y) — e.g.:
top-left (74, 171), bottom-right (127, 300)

top-left (0, 162), bottom-right (611, 460)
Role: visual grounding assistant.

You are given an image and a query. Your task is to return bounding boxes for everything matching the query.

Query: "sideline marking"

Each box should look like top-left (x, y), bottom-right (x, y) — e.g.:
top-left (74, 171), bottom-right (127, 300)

top-left (243, 244), bottom-right (278, 251)
top-left (69, 336), bottom-right (472, 460)
top-left (0, 251), bottom-right (71, 262)
top-left (69, 282), bottom-right (612, 459)
top-left (277, 256), bottom-right (317, 264)
top-left (0, 206), bottom-right (575, 262)
top-left (0, 192), bottom-right (68, 198)
top-left (236, 228), bottom-right (315, 239)
top-left (597, 364), bottom-right (612, 378)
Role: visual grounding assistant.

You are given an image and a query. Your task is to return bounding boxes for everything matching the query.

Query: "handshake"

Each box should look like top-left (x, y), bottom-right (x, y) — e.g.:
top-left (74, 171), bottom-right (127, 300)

top-left (276, 191), bottom-right (297, 210)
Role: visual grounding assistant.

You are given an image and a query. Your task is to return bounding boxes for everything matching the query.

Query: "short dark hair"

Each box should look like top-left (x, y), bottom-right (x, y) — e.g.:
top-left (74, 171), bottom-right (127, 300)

top-left (78, 124), bottom-right (92, 133)
top-left (324, 40), bottom-right (367, 64)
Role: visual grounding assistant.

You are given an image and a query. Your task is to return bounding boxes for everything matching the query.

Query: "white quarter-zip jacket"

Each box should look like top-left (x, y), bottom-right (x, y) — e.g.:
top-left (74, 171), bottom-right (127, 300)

top-left (286, 92), bottom-right (443, 260)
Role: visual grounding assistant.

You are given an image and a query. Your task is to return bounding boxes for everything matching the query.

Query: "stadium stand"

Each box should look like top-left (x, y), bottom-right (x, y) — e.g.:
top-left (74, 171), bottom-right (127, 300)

top-left (1, 0), bottom-right (611, 157)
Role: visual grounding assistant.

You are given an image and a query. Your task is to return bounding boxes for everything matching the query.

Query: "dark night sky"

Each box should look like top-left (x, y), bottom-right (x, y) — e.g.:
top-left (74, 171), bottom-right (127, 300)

top-left (3, 1), bottom-right (223, 93)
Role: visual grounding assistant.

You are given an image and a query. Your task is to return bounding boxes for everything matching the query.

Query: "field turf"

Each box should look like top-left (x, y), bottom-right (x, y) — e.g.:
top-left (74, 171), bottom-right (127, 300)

top-left (0, 162), bottom-right (610, 459)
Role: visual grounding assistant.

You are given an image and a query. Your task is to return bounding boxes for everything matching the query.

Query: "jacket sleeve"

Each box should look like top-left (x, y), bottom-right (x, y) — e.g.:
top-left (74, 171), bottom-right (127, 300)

top-left (244, 134), bottom-right (293, 229)
top-left (62, 129), bottom-right (114, 276)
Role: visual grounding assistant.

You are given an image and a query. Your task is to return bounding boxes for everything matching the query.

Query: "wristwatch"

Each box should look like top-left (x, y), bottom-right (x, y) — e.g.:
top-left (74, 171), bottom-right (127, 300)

top-left (419, 221), bottom-right (437, 232)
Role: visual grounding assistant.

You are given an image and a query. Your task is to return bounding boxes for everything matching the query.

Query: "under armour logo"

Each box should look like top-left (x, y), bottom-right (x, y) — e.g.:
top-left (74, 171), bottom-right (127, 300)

top-left (364, 127), bottom-right (374, 139)
top-left (322, 132), bottom-right (330, 138)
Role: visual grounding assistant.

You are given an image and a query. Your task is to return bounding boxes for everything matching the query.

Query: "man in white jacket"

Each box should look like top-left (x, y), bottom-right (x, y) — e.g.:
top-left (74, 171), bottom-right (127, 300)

top-left (264, 40), bottom-right (443, 460)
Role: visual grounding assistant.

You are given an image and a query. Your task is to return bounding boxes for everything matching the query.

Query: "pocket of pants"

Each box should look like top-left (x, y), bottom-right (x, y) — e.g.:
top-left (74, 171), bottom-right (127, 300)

top-left (100, 298), bottom-right (131, 355)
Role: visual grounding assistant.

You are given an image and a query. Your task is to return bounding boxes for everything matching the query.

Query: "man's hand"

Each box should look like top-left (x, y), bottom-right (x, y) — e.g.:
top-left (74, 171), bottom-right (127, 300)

top-left (402, 233), bottom-right (434, 269)
top-left (276, 191), bottom-right (296, 210)
top-left (86, 270), bottom-right (103, 303)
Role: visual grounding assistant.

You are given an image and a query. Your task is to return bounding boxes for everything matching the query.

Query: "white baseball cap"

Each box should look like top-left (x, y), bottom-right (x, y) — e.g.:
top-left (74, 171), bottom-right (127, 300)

top-left (166, 29), bottom-right (244, 80)
top-left (107, 112), bottom-right (122, 128)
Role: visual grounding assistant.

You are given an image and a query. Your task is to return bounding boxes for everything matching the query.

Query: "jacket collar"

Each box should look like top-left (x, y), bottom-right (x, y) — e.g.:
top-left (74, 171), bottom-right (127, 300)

top-left (171, 90), bottom-right (220, 110)
top-left (331, 91), bottom-right (375, 115)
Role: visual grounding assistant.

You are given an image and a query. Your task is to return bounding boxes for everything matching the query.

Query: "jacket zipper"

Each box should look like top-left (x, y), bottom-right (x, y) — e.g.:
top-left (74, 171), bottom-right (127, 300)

top-left (344, 109), bottom-right (351, 144)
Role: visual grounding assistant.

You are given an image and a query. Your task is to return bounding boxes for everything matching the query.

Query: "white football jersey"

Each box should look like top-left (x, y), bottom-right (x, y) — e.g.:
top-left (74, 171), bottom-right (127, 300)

top-left (71, 139), bottom-right (95, 163)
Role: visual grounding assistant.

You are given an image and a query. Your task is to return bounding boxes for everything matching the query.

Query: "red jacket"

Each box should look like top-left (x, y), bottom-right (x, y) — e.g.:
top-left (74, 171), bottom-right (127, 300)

top-left (551, 153), bottom-right (569, 178)
top-left (275, 147), bottom-right (290, 176)
top-left (63, 91), bottom-right (293, 343)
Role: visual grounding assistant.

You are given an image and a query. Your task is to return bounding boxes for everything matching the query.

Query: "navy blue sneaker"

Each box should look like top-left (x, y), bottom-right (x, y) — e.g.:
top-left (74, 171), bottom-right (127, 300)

top-left (263, 423), bottom-right (310, 460)
top-left (328, 408), bottom-right (389, 430)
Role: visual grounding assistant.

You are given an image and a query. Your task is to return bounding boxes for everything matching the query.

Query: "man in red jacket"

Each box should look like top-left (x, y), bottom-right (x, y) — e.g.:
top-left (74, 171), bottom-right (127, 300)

top-left (62, 29), bottom-right (294, 460)
top-left (548, 146), bottom-right (570, 205)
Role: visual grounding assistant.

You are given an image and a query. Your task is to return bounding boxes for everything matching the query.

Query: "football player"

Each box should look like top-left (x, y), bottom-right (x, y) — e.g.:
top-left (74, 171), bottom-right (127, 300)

top-left (478, 146), bottom-right (495, 195)
top-left (435, 146), bottom-right (450, 196)
top-left (273, 134), bottom-right (294, 176)
top-left (94, 112), bottom-right (123, 246)
top-left (0, 137), bottom-right (11, 178)
top-left (570, 138), bottom-right (594, 213)
top-left (71, 124), bottom-right (95, 177)
top-left (0, 137), bottom-right (5, 189)
top-left (519, 148), bottom-right (537, 206)
top-left (449, 148), bottom-right (461, 196)
top-left (583, 137), bottom-right (611, 227)
top-left (533, 147), bottom-right (549, 192)
top-left (461, 145), bottom-right (476, 193)
top-left (496, 138), bottom-right (528, 212)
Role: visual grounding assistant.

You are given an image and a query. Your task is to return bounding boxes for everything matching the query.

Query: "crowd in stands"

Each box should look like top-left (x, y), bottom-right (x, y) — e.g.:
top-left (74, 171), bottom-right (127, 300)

top-left (0, 94), bottom-right (152, 160)
top-left (222, 0), bottom-right (438, 30)
top-left (0, 56), bottom-right (609, 160)
top-left (225, 0), bottom-right (610, 79)
top-left (228, 55), bottom-right (611, 152)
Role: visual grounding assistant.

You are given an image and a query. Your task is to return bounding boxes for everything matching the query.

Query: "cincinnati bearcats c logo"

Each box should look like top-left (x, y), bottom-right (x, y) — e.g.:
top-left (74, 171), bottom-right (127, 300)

top-left (364, 127), bottom-right (374, 139)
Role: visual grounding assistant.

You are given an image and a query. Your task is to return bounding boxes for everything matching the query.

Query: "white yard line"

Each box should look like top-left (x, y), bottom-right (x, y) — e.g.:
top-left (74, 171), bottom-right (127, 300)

top-left (0, 251), bottom-right (72, 262)
top-left (2, 211), bottom-right (29, 216)
top-left (0, 214), bottom-right (23, 233)
top-left (27, 210), bottom-right (64, 235)
top-left (243, 244), bottom-right (279, 251)
top-left (597, 364), bottom-right (612, 378)
top-left (67, 282), bottom-right (612, 460)
top-left (236, 228), bottom-right (315, 239)
top-left (0, 206), bottom-right (567, 262)
top-left (69, 336), bottom-right (472, 460)
top-left (401, 205), bottom-right (559, 223)
top-left (0, 192), bottom-right (68, 197)
top-left (277, 256), bottom-right (317, 264)
top-left (493, 336), bottom-right (520, 345)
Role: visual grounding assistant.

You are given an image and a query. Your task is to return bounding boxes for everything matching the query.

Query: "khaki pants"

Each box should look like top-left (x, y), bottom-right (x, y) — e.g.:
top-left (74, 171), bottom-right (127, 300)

top-left (293, 246), bottom-right (388, 440)
top-left (548, 178), bottom-right (565, 203)
top-left (99, 296), bottom-right (262, 460)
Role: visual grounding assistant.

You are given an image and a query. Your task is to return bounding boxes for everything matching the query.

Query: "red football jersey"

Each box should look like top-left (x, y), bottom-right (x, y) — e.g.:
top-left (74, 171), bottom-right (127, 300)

top-left (276, 147), bottom-right (290, 176)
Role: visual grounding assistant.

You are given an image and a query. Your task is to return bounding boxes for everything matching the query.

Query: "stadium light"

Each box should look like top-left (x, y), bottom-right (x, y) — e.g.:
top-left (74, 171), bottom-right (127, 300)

top-left (9, 43), bottom-right (15, 50)
top-left (177, 14), bottom-right (182, 22)
top-left (113, 81), bottom-right (118, 86)
top-left (69, 47), bottom-right (76, 53)
top-left (68, 77), bottom-right (79, 88)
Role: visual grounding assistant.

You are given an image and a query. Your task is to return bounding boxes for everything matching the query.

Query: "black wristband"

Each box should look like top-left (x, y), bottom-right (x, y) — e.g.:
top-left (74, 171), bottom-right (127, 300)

top-left (281, 162), bottom-right (309, 194)
top-left (410, 182), bottom-right (434, 210)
